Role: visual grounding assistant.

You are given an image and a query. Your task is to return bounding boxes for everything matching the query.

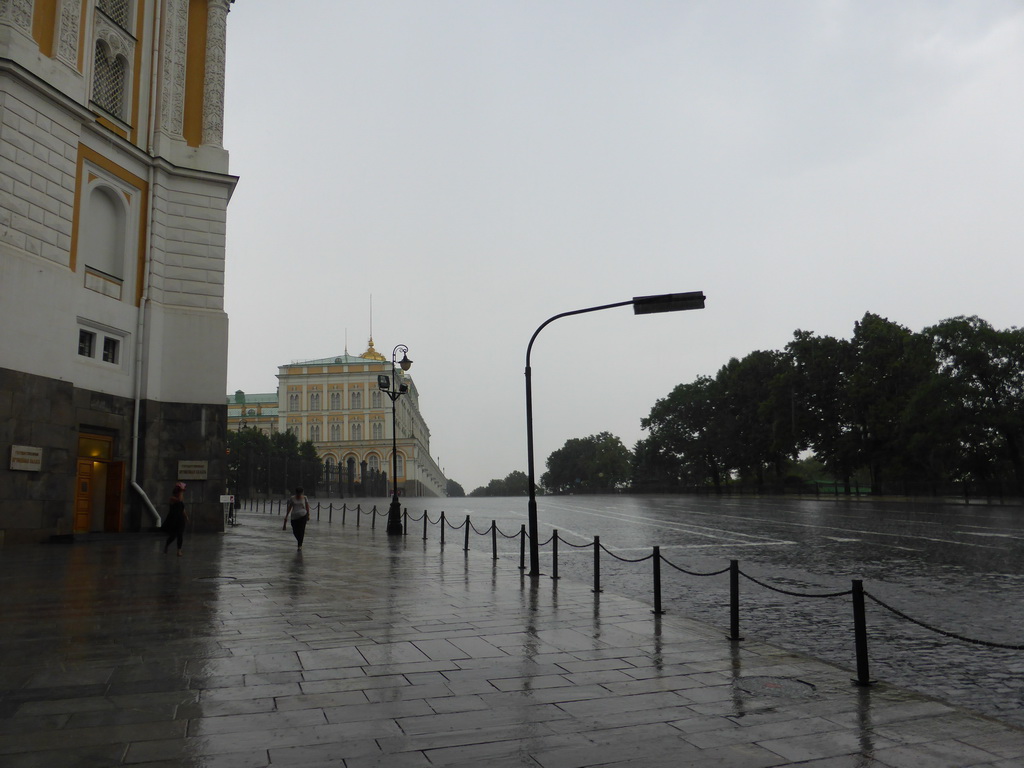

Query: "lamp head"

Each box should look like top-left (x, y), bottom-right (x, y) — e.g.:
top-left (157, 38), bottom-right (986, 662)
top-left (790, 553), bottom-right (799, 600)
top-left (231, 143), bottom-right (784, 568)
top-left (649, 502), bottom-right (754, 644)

top-left (399, 352), bottom-right (413, 371)
top-left (377, 375), bottom-right (391, 391)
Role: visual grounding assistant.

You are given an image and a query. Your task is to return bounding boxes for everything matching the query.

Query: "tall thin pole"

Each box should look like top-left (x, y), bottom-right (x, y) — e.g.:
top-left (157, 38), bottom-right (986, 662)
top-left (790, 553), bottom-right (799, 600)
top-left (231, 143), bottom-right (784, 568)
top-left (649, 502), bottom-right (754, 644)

top-left (525, 301), bottom-right (631, 576)
top-left (524, 293), bottom-right (704, 577)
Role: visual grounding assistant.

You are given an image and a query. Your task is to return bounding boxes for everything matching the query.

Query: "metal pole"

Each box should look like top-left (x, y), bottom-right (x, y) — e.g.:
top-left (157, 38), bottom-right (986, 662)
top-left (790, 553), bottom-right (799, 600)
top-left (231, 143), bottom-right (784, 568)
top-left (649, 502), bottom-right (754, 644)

top-left (463, 514), bottom-right (470, 552)
top-left (552, 530), bottom-right (560, 580)
top-left (491, 520), bottom-right (497, 560)
top-left (519, 524), bottom-right (526, 571)
top-left (386, 344), bottom-right (409, 535)
top-left (852, 579), bottom-right (872, 686)
top-left (729, 560), bottom-right (742, 641)
top-left (524, 294), bottom-right (703, 577)
top-left (653, 546), bottom-right (664, 615)
top-left (593, 535), bottom-right (602, 593)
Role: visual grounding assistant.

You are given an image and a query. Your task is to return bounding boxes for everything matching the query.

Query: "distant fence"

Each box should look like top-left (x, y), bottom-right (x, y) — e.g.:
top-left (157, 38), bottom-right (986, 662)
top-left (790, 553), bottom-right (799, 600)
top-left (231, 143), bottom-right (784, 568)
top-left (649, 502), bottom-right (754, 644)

top-left (638, 480), bottom-right (1021, 505)
top-left (242, 498), bottom-right (1024, 687)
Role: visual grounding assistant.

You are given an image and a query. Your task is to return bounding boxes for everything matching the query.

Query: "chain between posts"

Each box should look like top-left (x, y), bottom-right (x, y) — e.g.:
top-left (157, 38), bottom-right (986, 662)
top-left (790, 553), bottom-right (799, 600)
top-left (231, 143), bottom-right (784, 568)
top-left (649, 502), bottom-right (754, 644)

top-left (237, 500), bottom-right (1024, 667)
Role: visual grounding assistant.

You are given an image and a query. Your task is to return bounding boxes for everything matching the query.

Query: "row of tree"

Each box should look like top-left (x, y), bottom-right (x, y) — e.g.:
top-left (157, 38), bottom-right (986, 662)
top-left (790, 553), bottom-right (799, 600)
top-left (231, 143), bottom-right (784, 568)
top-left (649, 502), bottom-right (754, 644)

top-left (637, 313), bottom-right (1023, 495)
top-left (470, 314), bottom-right (1023, 497)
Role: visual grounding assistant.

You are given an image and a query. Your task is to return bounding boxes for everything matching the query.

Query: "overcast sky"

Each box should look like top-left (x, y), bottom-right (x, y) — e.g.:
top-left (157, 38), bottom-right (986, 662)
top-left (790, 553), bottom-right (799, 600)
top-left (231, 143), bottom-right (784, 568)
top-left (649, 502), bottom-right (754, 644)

top-left (222, 1), bottom-right (1024, 493)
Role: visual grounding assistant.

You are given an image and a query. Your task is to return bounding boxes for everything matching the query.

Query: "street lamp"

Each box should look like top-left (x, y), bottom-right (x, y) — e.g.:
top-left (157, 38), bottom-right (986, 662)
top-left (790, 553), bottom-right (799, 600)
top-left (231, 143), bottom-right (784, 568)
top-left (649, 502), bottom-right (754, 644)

top-left (525, 292), bottom-right (705, 576)
top-left (378, 344), bottom-right (413, 535)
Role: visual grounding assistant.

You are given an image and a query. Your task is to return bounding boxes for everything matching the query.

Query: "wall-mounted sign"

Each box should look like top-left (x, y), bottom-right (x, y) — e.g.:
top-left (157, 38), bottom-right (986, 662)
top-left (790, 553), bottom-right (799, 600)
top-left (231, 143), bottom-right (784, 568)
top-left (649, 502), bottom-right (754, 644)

top-left (10, 445), bottom-right (42, 472)
top-left (177, 460), bottom-right (208, 481)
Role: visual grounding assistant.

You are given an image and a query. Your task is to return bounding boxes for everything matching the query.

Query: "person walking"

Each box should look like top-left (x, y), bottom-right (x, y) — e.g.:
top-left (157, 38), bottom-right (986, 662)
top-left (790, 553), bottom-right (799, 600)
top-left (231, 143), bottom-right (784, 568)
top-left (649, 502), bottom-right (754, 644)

top-left (163, 482), bottom-right (188, 556)
top-left (283, 487), bottom-right (311, 549)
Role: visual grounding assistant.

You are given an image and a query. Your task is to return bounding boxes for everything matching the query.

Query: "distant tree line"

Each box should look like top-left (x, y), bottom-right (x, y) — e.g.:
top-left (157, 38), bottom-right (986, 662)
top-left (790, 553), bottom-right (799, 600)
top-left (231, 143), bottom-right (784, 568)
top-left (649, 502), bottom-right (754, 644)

top-left (469, 314), bottom-right (1024, 498)
top-left (635, 313), bottom-right (1024, 496)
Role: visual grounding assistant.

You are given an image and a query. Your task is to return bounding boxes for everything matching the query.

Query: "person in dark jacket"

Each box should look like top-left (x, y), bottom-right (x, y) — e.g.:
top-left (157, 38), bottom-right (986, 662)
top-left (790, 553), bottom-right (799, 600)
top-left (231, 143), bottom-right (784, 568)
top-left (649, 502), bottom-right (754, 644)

top-left (163, 482), bottom-right (188, 556)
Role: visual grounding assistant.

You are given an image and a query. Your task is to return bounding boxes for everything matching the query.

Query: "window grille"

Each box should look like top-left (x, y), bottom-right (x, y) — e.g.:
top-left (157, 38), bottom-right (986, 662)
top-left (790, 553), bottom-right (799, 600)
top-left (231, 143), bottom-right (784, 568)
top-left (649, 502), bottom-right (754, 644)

top-left (102, 337), bottom-right (119, 364)
top-left (98, 0), bottom-right (131, 29)
top-left (79, 330), bottom-right (96, 358)
top-left (93, 42), bottom-right (126, 118)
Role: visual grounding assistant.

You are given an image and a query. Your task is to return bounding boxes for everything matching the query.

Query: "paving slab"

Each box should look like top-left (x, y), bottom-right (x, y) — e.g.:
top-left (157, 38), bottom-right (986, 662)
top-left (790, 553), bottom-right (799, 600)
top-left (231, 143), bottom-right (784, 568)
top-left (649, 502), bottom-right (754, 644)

top-left (0, 511), bottom-right (1021, 767)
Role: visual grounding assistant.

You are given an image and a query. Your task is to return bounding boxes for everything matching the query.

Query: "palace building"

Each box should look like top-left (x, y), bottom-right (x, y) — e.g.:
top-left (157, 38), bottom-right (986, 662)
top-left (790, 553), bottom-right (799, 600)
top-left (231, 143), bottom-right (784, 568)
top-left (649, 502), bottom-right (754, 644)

top-left (228, 340), bottom-right (447, 499)
top-left (1, 1), bottom-right (237, 543)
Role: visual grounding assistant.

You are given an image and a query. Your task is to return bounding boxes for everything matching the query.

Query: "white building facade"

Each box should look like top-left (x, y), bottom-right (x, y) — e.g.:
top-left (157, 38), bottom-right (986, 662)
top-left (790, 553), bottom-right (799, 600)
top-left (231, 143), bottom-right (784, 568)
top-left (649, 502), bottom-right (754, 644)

top-left (228, 341), bottom-right (447, 499)
top-left (1, 0), bottom-right (237, 543)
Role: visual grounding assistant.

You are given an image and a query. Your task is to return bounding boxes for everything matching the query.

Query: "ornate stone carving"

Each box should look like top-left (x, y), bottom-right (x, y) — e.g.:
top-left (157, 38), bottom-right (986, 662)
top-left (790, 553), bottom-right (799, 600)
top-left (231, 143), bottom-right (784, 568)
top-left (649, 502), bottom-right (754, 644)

top-left (0, 0), bottom-right (33, 34)
top-left (56, 0), bottom-right (84, 69)
top-left (95, 14), bottom-right (134, 62)
top-left (160, 0), bottom-right (189, 137)
top-left (202, 0), bottom-right (232, 147)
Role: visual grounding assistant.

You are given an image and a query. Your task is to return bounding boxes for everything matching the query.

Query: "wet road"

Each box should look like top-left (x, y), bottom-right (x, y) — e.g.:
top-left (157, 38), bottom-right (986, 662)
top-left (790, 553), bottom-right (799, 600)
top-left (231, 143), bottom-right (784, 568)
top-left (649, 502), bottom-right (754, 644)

top-left (322, 494), bottom-right (1024, 727)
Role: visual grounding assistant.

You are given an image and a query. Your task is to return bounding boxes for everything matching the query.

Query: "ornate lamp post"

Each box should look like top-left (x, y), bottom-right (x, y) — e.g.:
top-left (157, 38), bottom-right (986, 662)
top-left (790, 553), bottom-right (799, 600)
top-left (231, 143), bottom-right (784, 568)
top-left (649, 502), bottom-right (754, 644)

top-left (525, 292), bottom-right (705, 576)
top-left (378, 344), bottom-right (413, 535)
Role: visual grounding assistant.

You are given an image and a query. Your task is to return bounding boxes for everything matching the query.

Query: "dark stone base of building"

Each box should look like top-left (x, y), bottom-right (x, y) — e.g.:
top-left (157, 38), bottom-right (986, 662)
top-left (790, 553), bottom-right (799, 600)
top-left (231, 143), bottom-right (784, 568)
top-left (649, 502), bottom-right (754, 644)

top-left (0, 367), bottom-right (227, 545)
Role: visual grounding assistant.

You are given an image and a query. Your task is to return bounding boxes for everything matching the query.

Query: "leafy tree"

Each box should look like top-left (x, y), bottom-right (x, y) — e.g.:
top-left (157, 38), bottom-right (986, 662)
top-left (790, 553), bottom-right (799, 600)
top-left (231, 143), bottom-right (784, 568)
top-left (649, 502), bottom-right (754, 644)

top-left (228, 429), bottom-right (322, 496)
top-left (847, 313), bottom-right (934, 493)
top-left (541, 432), bottom-right (632, 494)
top-left (638, 376), bottom-right (726, 491)
top-left (925, 316), bottom-right (1024, 494)
top-left (787, 330), bottom-right (858, 491)
top-left (714, 350), bottom-right (799, 487)
top-left (446, 479), bottom-right (466, 497)
top-left (469, 470), bottom-right (530, 497)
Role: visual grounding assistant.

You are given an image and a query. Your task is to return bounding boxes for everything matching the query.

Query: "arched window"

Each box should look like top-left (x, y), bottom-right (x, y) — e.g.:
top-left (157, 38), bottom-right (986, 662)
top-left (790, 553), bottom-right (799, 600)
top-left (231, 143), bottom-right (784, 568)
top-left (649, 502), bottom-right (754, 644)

top-left (310, 392), bottom-right (321, 410)
top-left (289, 425), bottom-right (301, 439)
top-left (350, 390), bottom-right (362, 409)
top-left (330, 423), bottom-right (341, 441)
top-left (330, 391), bottom-right (341, 410)
top-left (310, 424), bottom-right (321, 442)
top-left (351, 423), bottom-right (362, 440)
top-left (371, 390), bottom-right (382, 408)
top-left (396, 454), bottom-right (404, 477)
top-left (367, 455), bottom-right (380, 473)
top-left (372, 422), bottom-right (383, 440)
top-left (81, 186), bottom-right (126, 280)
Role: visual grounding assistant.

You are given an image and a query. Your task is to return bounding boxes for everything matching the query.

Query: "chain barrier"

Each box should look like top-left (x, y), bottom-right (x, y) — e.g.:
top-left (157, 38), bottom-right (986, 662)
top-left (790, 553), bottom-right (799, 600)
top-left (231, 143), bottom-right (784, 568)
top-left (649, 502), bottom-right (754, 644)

top-left (737, 570), bottom-right (854, 599)
top-left (660, 558), bottom-right (730, 578)
top-left (236, 500), bottom-right (1023, 664)
top-left (865, 591), bottom-right (1024, 650)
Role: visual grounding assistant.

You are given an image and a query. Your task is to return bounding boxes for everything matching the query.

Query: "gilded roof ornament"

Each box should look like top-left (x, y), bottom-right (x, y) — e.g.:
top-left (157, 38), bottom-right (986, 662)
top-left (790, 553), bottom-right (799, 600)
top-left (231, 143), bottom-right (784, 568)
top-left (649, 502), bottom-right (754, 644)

top-left (361, 337), bottom-right (387, 361)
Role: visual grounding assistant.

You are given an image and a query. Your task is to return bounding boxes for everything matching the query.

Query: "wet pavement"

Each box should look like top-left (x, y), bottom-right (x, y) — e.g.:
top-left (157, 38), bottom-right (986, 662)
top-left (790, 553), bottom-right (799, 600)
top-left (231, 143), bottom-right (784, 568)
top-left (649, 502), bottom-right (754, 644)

top-left (0, 510), bottom-right (1022, 767)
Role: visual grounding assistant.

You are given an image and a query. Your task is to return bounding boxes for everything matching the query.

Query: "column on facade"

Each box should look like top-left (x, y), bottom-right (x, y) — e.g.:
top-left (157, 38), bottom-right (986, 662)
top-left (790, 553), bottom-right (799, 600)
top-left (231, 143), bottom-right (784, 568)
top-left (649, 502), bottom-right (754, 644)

top-left (202, 0), bottom-right (231, 146)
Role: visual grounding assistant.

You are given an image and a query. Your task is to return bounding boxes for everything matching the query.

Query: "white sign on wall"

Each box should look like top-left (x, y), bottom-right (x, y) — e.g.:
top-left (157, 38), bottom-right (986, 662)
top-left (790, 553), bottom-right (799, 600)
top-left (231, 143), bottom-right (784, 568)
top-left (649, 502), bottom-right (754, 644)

top-left (177, 460), bottom-right (209, 481)
top-left (10, 445), bottom-right (42, 472)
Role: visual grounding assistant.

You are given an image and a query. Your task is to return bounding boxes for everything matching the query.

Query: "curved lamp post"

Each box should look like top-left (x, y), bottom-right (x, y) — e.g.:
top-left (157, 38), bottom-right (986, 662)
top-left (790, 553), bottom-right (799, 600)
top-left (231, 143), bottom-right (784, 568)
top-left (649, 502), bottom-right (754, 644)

top-left (378, 344), bottom-right (413, 535)
top-left (525, 292), bottom-right (705, 576)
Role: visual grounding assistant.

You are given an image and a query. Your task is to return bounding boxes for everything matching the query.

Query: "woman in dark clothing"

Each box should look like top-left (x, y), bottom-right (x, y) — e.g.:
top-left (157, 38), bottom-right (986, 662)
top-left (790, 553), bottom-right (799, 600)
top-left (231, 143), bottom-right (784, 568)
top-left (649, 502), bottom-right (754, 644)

top-left (163, 482), bottom-right (188, 556)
